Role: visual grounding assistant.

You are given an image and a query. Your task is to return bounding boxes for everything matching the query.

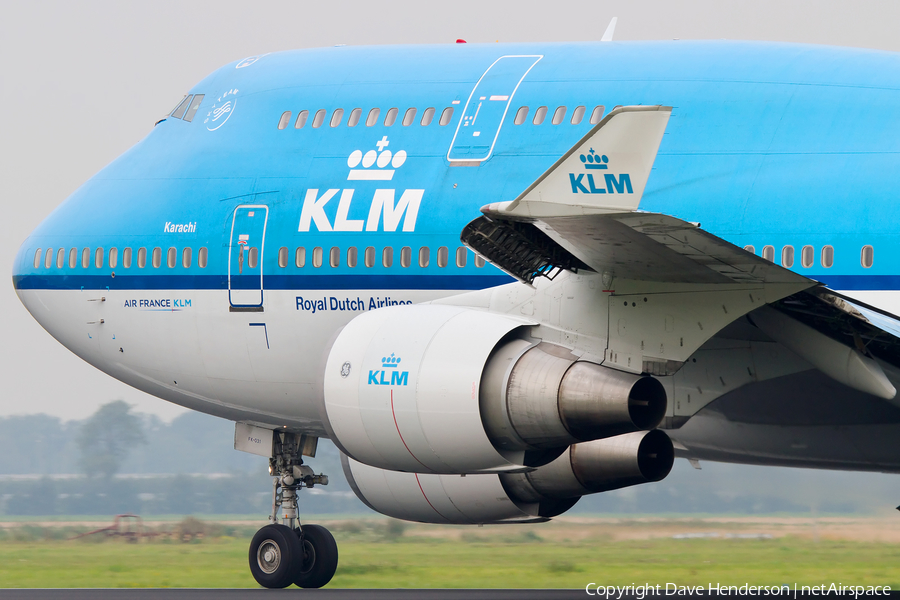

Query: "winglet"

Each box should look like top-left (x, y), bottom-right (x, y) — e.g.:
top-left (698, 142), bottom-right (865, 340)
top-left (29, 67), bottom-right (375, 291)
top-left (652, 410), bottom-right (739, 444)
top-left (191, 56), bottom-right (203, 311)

top-left (601, 17), bottom-right (618, 42)
top-left (485, 105), bottom-right (671, 219)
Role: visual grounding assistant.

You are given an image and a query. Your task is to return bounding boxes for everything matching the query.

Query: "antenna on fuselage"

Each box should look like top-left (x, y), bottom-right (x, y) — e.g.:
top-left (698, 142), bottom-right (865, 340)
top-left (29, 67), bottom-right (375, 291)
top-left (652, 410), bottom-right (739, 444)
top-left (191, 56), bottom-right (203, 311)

top-left (601, 17), bottom-right (618, 42)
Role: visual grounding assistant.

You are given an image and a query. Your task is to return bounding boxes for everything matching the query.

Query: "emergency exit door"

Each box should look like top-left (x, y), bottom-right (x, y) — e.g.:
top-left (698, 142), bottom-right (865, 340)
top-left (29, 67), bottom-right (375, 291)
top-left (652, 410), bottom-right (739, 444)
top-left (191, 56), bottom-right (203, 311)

top-left (228, 205), bottom-right (268, 311)
top-left (447, 55), bottom-right (542, 164)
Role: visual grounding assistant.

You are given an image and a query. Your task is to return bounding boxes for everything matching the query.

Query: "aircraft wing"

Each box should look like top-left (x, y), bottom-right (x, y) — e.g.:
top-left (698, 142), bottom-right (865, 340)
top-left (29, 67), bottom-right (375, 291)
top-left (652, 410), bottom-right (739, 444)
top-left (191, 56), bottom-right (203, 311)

top-left (465, 106), bottom-right (809, 288)
top-left (462, 106), bottom-right (900, 400)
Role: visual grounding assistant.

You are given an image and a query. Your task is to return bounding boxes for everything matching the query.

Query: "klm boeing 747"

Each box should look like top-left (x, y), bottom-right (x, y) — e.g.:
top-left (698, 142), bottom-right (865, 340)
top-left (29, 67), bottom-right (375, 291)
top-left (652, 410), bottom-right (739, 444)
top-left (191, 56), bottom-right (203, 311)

top-left (13, 40), bottom-right (900, 587)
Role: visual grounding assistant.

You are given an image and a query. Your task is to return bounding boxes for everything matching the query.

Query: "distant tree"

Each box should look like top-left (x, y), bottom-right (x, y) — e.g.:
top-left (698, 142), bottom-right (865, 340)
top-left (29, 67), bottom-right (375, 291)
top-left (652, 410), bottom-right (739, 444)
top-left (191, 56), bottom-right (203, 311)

top-left (76, 401), bottom-right (146, 479)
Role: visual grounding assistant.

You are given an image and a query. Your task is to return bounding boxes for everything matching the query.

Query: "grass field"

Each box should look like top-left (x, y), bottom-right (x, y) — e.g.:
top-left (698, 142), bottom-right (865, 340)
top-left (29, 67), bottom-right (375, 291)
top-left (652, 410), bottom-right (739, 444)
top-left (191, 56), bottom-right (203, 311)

top-left (1, 516), bottom-right (899, 589)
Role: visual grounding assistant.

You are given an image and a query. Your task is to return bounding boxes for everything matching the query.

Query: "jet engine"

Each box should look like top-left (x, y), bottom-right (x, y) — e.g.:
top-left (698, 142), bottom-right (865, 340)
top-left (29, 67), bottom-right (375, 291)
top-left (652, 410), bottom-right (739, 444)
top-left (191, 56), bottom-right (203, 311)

top-left (341, 430), bottom-right (674, 524)
top-left (322, 303), bottom-right (667, 474)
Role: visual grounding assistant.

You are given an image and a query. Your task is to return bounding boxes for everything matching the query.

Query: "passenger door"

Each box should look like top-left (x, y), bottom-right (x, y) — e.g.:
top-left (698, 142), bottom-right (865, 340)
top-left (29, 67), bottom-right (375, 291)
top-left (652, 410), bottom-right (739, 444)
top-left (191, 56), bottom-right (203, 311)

top-left (228, 205), bottom-right (268, 311)
top-left (447, 55), bottom-right (542, 165)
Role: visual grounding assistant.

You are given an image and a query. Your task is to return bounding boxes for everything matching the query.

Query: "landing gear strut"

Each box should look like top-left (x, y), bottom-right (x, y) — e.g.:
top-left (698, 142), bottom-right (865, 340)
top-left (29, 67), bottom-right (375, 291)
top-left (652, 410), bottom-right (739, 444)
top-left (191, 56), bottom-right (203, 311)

top-left (248, 431), bottom-right (337, 589)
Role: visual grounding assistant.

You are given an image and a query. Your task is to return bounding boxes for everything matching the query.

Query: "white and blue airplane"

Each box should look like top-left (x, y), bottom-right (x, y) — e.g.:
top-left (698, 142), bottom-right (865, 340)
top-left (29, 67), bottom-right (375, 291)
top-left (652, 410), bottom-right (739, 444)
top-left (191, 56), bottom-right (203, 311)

top-left (13, 39), bottom-right (900, 587)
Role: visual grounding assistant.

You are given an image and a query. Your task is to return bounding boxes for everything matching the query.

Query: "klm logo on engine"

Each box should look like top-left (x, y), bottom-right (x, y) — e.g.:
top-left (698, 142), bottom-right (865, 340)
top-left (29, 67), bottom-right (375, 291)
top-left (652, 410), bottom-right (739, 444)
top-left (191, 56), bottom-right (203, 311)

top-left (569, 149), bottom-right (633, 195)
top-left (368, 353), bottom-right (409, 386)
top-left (299, 137), bottom-right (423, 232)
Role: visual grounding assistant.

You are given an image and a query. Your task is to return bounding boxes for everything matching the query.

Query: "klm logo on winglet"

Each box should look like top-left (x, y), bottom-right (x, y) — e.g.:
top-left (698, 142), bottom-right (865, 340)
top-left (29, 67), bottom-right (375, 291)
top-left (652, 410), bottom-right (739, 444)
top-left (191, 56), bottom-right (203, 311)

top-left (368, 353), bottom-right (409, 386)
top-left (569, 149), bottom-right (633, 195)
top-left (299, 137), bottom-right (422, 232)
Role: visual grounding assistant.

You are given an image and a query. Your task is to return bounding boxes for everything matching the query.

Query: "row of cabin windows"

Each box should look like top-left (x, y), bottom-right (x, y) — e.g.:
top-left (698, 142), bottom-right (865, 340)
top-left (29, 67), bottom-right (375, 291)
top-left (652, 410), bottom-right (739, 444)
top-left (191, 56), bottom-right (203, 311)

top-left (277, 104), bottom-right (606, 130)
top-left (513, 105), bottom-right (604, 126)
top-left (277, 246), bottom-right (484, 269)
top-left (279, 107), bottom-right (455, 130)
top-left (743, 244), bottom-right (874, 268)
top-left (33, 247), bottom-right (209, 270)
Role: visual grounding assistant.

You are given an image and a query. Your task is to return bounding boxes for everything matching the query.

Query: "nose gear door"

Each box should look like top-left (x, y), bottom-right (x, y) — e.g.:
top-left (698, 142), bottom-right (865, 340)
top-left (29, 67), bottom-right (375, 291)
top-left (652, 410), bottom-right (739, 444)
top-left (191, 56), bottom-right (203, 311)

top-left (447, 55), bottom-right (542, 165)
top-left (229, 205), bottom-right (268, 311)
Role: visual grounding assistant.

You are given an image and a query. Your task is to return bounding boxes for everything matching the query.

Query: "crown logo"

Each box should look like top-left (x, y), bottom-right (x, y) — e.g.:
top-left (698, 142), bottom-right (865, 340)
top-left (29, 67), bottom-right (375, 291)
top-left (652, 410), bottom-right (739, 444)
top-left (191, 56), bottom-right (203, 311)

top-left (381, 353), bottom-right (402, 368)
top-left (347, 136), bottom-right (407, 181)
top-left (579, 149), bottom-right (608, 170)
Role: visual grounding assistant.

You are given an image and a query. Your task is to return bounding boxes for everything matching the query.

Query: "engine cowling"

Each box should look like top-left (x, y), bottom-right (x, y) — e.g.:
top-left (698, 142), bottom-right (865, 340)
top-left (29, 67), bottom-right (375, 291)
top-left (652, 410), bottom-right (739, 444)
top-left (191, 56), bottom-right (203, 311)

top-left (322, 305), bottom-right (666, 474)
top-left (341, 430), bottom-right (675, 524)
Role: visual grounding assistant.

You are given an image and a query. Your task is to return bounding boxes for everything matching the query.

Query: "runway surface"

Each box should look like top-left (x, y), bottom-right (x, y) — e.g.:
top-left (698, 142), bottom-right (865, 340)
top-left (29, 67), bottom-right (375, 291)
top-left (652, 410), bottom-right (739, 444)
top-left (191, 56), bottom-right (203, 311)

top-left (0, 591), bottom-right (587, 600)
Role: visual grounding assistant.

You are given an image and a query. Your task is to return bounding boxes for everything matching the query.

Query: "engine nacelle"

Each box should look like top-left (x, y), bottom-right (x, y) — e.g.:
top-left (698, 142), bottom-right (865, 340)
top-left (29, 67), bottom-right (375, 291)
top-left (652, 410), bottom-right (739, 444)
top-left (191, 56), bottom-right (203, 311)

top-left (341, 430), bottom-right (674, 525)
top-left (498, 430), bottom-right (674, 502)
top-left (323, 305), bottom-right (666, 474)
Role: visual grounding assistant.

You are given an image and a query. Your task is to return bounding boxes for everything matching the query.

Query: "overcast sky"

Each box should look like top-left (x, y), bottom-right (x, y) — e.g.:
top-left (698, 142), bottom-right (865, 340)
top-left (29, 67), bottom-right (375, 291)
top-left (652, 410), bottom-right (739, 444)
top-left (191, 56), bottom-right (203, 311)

top-left (4, 0), bottom-right (900, 421)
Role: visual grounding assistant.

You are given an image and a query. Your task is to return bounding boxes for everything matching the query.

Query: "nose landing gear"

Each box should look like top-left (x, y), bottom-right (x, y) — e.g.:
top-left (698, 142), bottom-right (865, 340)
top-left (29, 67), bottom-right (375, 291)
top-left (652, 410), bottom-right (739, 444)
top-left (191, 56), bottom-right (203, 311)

top-left (248, 432), bottom-right (337, 589)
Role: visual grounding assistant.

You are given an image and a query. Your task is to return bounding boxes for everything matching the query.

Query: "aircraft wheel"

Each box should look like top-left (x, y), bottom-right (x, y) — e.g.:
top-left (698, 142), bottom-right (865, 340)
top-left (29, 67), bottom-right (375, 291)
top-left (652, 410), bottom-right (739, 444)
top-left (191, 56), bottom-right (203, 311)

top-left (293, 524), bottom-right (339, 588)
top-left (249, 524), bottom-right (302, 589)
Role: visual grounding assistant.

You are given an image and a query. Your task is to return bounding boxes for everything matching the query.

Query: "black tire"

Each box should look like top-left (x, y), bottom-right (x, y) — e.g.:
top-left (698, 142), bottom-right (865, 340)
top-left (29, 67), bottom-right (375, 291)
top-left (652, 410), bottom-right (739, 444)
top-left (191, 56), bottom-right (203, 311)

top-left (249, 524), bottom-right (302, 589)
top-left (293, 524), bottom-right (339, 588)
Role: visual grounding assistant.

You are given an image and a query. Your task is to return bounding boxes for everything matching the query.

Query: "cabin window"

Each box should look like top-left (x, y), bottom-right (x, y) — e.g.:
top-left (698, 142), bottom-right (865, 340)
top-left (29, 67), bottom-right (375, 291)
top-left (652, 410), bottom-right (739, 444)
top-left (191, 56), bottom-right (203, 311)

top-left (330, 108), bottom-right (344, 127)
top-left (821, 245), bottom-right (834, 268)
top-left (295, 247), bottom-right (306, 268)
top-left (312, 247), bottom-right (323, 268)
top-left (199, 247), bottom-right (208, 268)
top-left (437, 246), bottom-right (449, 268)
top-left (44, 248), bottom-right (52, 269)
top-left (95, 248), bottom-right (104, 269)
top-left (295, 110), bottom-right (309, 129)
top-left (152, 247), bottom-right (162, 268)
top-left (743, 245), bottom-right (755, 254)
top-left (312, 109), bottom-right (326, 128)
top-left (183, 95), bottom-right (204, 122)
top-left (421, 107), bottom-right (435, 126)
top-left (109, 247), bottom-right (118, 269)
top-left (781, 245), bottom-right (794, 268)
top-left (801, 245), bottom-right (814, 268)
top-left (69, 248), bottom-right (77, 269)
top-left (123, 248), bottom-right (132, 269)
top-left (439, 107), bottom-right (454, 126)
top-left (278, 111), bottom-right (292, 129)
top-left (329, 246), bottom-right (340, 267)
top-left (762, 245), bottom-right (774, 262)
top-left (418, 247), bottom-right (430, 267)
top-left (138, 247), bottom-right (147, 268)
top-left (456, 247), bottom-right (467, 267)
top-left (82, 248), bottom-right (91, 269)
top-left (402, 108), bottom-right (417, 126)
top-left (475, 254), bottom-right (485, 268)
top-left (384, 108), bottom-right (398, 127)
top-left (248, 247), bottom-right (258, 269)
top-left (32, 248), bottom-right (41, 269)
top-left (533, 106), bottom-right (548, 125)
top-left (347, 246), bottom-right (358, 268)
top-left (382, 247), bottom-right (393, 267)
top-left (171, 95), bottom-right (192, 119)
top-left (514, 106), bottom-right (529, 125)
top-left (278, 247), bottom-right (288, 268)
top-left (182, 247), bottom-right (191, 268)
top-left (348, 108), bottom-right (362, 127)
top-left (571, 105), bottom-right (586, 125)
top-left (56, 248), bottom-right (65, 269)
top-left (590, 105), bottom-right (605, 124)
top-left (400, 246), bottom-right (412, 267)
top-left (167, 247), bottom-right (176, 268)
top-left (364, 246), bottom-right (376, 267)
top-left (551, 106), bottom-right (567, 125)
top-left (862, 245), bottom-right (874, 268)
top-left (366, 108), bottom-right (380, 127)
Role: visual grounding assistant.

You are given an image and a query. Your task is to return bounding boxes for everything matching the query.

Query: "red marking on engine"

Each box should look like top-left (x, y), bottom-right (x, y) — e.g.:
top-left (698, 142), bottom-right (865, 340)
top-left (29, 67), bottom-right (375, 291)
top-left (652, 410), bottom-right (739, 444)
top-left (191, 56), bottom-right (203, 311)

top-left (390, 389), bottom-right (429, 470)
